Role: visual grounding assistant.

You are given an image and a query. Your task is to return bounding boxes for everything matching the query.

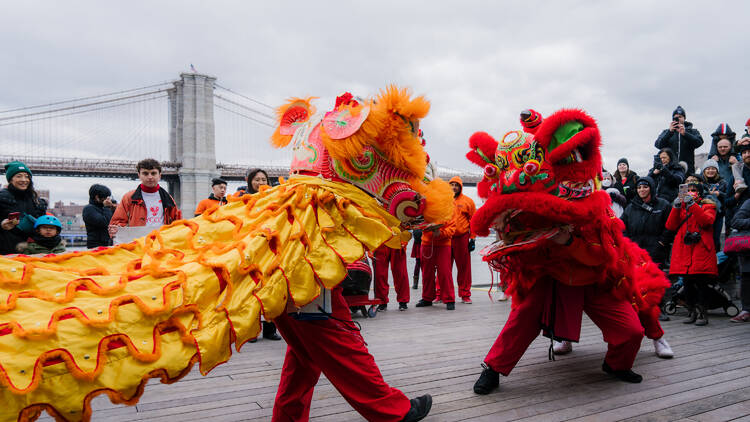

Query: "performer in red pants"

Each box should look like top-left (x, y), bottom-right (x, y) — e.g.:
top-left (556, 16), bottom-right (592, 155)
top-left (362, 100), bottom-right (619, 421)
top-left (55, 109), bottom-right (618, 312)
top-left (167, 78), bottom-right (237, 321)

top-left (449, 176), bottom-right (476, 303)
top-left (273, 287), bottom-right (432, 421)
top-left (374, 244), bottom-right (411, 311)
top-left (416, 210), bottom-right (457, 310)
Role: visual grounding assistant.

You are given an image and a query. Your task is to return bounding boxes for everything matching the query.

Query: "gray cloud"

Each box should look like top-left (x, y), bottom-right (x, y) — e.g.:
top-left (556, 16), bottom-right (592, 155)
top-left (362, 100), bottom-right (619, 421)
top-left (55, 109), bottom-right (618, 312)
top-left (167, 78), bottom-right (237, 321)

top-left (1, 0), bottom-right (748, 205)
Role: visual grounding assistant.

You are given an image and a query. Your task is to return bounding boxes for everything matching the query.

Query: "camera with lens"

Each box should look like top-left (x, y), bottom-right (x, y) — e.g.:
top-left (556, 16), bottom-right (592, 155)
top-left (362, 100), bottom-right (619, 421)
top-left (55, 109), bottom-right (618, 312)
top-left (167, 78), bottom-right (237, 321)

top-left (683, 231), bottom-right (701, 245)
top-left (653, 154), bottom-right (663, 170)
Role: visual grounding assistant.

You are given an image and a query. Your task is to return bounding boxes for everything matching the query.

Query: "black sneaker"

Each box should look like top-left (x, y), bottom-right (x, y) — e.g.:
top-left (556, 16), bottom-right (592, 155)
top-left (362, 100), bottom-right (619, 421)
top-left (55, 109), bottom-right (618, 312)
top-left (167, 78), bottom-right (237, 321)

top-left (400, 394), bottom-right (432, 422)
top-left (377, 303), bottom-right (388, 312)
top-left (262, 322), bottom-right (282, 341)
top-left (602, 361), bottom-right (642, 383)
top-left (446, 302), bottom-right (455, 310)
top-left (415, 300), bottom-right (432, 307)
top-left (473, 365), bottom-right (499, 394)
top-left (399, 302), bottom-right (408, 311)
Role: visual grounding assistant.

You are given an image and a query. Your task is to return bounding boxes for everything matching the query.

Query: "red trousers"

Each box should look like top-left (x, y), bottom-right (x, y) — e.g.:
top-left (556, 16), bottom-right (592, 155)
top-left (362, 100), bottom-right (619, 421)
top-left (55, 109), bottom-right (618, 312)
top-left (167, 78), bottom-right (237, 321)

top-left (374, 246), bottom-right (410, 304)
top-left (484, 279), bottom-right (644, 375)
top-left (451, 232), bottom-right (472, 300)
top-left (272, 288), bottom-right (411, 421)
top-left (421, 243), bottom-right (455, 303)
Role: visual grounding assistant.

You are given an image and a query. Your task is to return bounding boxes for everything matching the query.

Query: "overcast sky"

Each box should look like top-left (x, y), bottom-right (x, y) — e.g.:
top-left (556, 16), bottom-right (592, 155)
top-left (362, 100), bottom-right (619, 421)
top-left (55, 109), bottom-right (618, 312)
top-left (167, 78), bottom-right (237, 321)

top-left (1, 1), bottom-right (748, 205)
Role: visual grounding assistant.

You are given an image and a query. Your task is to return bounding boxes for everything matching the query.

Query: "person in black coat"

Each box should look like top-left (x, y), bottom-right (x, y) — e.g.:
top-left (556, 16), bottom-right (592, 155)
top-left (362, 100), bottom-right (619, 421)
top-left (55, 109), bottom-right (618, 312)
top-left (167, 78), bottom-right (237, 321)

top-left (621, 176), bottom-right (672, 267)
top-left (648, 148), bottom-right (686, 204)
top-left (654, 105), bottom-right (704, 175)
top-left (0, 161), bottom-right (48, 254)
top-left (82, 184), bottom-right (117, 248)
top-left (612, 158), bottom-right (639, 204)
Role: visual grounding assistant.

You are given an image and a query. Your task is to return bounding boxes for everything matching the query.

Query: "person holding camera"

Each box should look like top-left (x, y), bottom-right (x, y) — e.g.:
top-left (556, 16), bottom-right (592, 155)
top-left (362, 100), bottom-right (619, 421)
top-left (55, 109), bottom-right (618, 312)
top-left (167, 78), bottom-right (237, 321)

top-left (83, 184), bottom-right (117, 248)
top-left (648, 148), bottom-right (686, 204)
top-left (654, 106), bottom-right (704, 176)
top-left (666, 182), bottom-right (717, 326)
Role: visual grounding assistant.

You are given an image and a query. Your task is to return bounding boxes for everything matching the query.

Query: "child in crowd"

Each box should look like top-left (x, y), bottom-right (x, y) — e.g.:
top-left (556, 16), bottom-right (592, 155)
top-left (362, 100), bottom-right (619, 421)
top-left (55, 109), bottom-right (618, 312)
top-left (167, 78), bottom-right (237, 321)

top-left (16, 215), bottom-right (66, 255)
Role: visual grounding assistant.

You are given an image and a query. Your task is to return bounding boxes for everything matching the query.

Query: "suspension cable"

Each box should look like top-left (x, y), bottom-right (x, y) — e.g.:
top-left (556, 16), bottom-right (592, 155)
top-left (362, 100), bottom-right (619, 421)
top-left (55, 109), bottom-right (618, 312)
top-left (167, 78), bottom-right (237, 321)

top-left (214, 93), bottom-right (276, 120)
top-left (0, 82), bottom-right (172, 114)
top-left (214, 83), bottom-right (275, 110)
top-left (214, 103), bottom-right (276, 128)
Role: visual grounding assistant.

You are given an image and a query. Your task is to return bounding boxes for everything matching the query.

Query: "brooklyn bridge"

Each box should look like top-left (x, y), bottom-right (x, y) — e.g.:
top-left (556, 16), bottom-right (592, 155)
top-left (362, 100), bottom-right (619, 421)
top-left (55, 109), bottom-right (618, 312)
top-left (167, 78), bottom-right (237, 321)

top-left (0, 72), bottom-right (480, 213)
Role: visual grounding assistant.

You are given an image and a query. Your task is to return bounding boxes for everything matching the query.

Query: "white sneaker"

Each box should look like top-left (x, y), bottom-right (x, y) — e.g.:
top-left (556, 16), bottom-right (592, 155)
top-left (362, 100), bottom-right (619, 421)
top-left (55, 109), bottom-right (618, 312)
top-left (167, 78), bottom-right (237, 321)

top-left (552, 340), bottom-right (572, 355)
top-left (497, 291), bottom-right (508, 301)
top-left (654, 337), bottom-right (674, 359)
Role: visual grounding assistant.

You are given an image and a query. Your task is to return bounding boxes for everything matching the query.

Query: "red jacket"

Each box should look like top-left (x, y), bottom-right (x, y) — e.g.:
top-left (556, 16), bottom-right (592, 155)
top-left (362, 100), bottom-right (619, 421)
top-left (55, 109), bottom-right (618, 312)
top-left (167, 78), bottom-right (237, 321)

top-left (110, 186), bottom-right (182, 227)
top-left (665, 199), bottom-right (717, 276)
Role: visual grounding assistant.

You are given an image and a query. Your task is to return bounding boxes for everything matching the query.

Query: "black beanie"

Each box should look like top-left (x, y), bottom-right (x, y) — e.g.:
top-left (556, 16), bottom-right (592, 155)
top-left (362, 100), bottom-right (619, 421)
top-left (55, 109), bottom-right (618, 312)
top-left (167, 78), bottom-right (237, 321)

top-left (617, 158), bottom-right (629, 166)
top-left (673, 105), bottom-right (686, 118)
top-left (636, 176), bottom-right (655, 191)
top-left (211, 178), bottom-right (227, 186)
top-left (88, 184), bottom-right (111, 200)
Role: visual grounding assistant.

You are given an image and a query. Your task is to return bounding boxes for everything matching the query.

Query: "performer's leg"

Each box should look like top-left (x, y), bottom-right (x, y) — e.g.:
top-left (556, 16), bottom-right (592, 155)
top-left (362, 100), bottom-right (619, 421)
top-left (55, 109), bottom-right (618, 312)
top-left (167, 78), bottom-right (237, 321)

top-left (272, 341), bottom-right (321, 422)
top-left (273, 290), bottom-right (412, 421)
top-left (483, 280), bottom-right (548, 375)
top-left (583, 286), bottom-right (644, 371)
top-left (391, 247), bottom-right (410, 304)
top-left (436, 245), bottom-right (455, 304)
top-left (420, 244), bottom-right (437, 302)
top-left (452, 233), bottom-right (472, 300)
top-left (639, 311), bottom-right (665, 340)
top-left (373, 247), bottom-right (391, 304)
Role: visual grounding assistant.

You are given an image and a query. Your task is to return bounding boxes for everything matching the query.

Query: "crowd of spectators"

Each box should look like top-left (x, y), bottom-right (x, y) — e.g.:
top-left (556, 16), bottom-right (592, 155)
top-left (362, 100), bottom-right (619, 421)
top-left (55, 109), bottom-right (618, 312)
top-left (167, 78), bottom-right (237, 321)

top-left (605, 106), bottom-right (750, 324)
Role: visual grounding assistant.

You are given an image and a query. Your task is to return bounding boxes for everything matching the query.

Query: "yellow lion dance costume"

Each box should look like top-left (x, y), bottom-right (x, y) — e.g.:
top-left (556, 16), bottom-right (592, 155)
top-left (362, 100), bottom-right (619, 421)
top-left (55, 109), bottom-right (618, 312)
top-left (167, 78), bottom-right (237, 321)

top-left (0, 87), bottom-right (453, 421)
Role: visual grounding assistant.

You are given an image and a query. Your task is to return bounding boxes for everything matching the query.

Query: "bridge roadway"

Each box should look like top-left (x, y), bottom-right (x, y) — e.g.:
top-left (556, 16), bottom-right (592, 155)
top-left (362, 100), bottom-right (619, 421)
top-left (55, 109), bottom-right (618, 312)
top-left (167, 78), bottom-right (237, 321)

top-left (0, 155), bottom-right (482, 185)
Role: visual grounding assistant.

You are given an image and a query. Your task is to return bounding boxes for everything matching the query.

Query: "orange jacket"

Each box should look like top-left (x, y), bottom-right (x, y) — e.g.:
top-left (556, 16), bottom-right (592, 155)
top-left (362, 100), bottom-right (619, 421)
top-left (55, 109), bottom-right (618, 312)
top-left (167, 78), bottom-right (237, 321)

top-left (110, 186), bottom-right (182, 227)
top-left (421, 208), bottom-right (456, 246)
top-left (194, 194), bottom-right (227, 216)
top-left (450, 176), bottom-right (476, 237)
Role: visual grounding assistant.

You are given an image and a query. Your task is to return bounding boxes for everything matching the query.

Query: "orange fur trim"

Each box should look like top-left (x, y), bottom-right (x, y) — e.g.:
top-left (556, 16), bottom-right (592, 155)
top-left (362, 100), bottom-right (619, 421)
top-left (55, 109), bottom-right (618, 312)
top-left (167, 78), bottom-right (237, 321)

top-left (320, 85), bottom-right (429, 178)
top-left (270, 97), bottom-right (316, 148)
top-left (412, 178), bottom-right (455, 224)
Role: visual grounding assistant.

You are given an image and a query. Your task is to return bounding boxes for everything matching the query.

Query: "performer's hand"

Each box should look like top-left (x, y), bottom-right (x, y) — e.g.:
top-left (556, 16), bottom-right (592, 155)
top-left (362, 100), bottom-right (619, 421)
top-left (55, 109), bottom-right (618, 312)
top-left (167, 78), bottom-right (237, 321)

top-left (468, 238), bottom-right (475, 252)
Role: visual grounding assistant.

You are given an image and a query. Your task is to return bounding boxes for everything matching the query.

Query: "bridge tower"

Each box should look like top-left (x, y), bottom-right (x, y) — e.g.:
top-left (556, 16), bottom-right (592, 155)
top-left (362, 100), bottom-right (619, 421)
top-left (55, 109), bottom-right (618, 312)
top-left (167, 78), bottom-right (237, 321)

top-left (168, 73), bottom-right (219, 213)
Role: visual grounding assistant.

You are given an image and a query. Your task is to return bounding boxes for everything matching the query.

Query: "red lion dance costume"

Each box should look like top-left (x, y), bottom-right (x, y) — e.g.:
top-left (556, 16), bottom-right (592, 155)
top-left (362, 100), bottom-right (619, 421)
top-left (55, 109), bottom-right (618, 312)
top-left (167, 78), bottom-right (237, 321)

top-left (0, 87), bottom-right (450, 422)
top-left (466, 109), bottom-right (670, 394)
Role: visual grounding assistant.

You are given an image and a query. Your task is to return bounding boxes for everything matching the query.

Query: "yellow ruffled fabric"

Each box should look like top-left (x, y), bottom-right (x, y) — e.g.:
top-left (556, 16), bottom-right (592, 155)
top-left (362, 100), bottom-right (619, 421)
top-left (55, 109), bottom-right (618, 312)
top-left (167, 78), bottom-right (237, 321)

top-left (0, 176), bottom-right (409, 422)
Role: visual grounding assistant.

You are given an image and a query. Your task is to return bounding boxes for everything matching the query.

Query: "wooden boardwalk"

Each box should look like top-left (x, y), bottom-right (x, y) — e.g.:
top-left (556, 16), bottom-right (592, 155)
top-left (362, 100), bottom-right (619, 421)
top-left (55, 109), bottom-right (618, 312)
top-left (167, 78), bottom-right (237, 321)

top-left (37, 282), bottom-right (750, 422)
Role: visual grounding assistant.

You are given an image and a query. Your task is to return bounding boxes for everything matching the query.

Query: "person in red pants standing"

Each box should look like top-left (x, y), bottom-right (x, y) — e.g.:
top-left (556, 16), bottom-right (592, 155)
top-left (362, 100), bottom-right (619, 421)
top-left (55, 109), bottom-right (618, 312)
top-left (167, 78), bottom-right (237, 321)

top-left (273, 287), bottom-right (432, 421)
top-left (449, 176), bottom-right (476, 304)
top-left (374, 242), bottom-right (411, 311)
top-left (416, 207), bottom-right (457, 310)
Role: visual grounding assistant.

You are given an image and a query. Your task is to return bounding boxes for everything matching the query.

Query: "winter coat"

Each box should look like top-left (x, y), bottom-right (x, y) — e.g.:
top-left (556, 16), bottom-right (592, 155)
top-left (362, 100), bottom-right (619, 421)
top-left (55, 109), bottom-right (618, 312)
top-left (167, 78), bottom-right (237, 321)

top-left (730, 199), bottom-right (750, 273)
top-left (83, 200), bottom-right (114, 248)
top-left (654, 121), bottom-right (704, 175)
top-left (715, 154), bottom-right (735, 195)
top-left (621, 195), bottom-right (672, 264)
top-left (612, 171), bottom-right (638, 203)
top-left (16, 238), bottom-right (66, 255)
top-left (0, 186), bottom-right (47, 254)
top-left (666, 199), bottom-right (718, 276)
top-left (648, 151), bottom-right (685, 204)
top-left (702, 178), bottom-right (729, 215)
top-left (110, 186), bottom-right (182, 228)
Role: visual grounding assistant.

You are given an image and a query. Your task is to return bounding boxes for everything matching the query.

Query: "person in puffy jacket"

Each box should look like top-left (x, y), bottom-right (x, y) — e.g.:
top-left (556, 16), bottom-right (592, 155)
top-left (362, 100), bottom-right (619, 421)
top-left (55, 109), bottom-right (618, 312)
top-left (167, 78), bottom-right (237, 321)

top-left (0, 161), bottom-right (47, 254)
top-left (82, 184), bottom-right (116, 248)
top-left (621, 176), bottom-right (672, 267)
top-left (729, 198), bottom-right (750, 322)
top-left (16, 215), bottom-right (66, 255)
top-left (700, 159), bottom-right (729, 251)
top-left (666, 182), bottom-right (717, 326)
top-left (648, 148), bottom-right (686, 204)
top-left (612, 158), bottom-right (638, 204)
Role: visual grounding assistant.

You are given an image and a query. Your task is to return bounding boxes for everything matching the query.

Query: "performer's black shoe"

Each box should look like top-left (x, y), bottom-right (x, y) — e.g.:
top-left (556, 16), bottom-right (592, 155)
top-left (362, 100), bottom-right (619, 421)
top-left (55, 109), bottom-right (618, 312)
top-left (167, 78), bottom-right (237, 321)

top-left (377, 303), bottom-right (388, 311)
top-left (399, 302), bottom-right (408, 311)
top-left (400, 394), bottom-right (432, 422)
top-left (473, 364), bottom-right (500, 394)
top-left (446, 302), bottom-right (455, 310)
top-left (602, 361), bottom-right (642, 383)
top-left (415, 300), bottom-right (432, 307)
top-left (262, 322), bottom-right (283, 341)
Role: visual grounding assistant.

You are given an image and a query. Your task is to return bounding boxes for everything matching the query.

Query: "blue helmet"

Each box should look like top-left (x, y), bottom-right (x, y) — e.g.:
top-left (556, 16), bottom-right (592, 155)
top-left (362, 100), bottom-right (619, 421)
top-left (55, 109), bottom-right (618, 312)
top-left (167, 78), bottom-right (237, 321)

top-left (34, 215), bottom-right (62, 230)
